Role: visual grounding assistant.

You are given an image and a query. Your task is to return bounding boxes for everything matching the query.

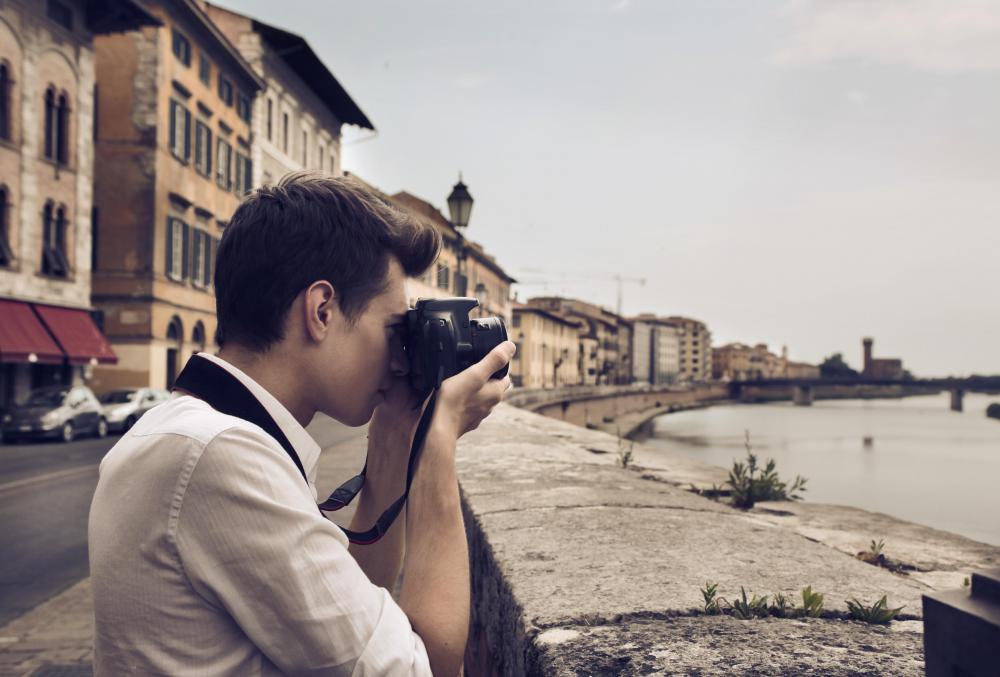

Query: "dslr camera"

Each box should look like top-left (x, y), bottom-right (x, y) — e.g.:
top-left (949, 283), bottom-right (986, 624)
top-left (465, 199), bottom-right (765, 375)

top-left (404, 297), bottom-right (509, 396)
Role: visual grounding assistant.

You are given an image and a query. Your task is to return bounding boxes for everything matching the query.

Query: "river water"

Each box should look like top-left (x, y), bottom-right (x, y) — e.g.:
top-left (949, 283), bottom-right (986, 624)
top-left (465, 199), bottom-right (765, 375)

top-left (640, 392), bottom-right (1000, 546)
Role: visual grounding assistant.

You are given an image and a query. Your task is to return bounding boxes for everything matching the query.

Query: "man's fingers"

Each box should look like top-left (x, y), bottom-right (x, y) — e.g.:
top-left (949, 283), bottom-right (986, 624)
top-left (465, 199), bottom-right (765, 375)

top-left (468, 341), bottom-right (516, 383)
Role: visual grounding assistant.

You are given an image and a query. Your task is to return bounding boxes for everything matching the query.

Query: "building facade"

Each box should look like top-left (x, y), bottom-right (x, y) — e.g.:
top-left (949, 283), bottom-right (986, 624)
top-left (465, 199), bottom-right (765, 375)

top-left (509, 305), bottom-right (580, 389)
top-left (659, 316), bottom-right (712, 382)
top-left (713, 342), bottom-right (819, 380)
top-left (0, 0), bottom-right (155, 408)
top-left (528, 296), bottom-right (627, 385)
top-left (90, 0), bottom-right (263, 389)
top-left (631, 315), bottom-right (682, 385)
top-left (203, 2), bottom-right (373, 186)
top-left (862, 337), bottom-right (905, 380)
top-left (385, 188), bottom-right (514, 325)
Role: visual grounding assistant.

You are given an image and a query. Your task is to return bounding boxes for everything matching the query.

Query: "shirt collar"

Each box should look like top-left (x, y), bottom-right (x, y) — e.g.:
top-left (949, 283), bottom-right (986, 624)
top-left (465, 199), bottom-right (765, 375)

top-left (195, 352), bottom-right (322, 487)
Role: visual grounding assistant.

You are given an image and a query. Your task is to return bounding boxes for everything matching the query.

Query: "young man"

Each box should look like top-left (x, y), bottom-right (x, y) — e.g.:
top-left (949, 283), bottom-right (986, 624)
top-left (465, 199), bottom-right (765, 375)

top-left (88, 173), bottom-right (515, 676)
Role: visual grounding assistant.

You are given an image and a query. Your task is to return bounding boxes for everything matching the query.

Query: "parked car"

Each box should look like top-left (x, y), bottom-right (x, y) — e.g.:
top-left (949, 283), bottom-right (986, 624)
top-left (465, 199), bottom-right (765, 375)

top-left (99, 388), bottom-right (170, 433)
top-left (1, 386), bottom-right (107, 444)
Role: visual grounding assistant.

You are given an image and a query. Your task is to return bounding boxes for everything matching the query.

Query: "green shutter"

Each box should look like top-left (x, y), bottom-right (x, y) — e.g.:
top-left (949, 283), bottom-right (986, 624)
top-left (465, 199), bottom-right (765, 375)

top-left (168, 102), bottom-right (176, 153)
top-left (165, 217), bottom-right (174, 277)
top-left (181, 222), bottom-right (190, 279)
top-left (184, 109), bottom-right (191, 161)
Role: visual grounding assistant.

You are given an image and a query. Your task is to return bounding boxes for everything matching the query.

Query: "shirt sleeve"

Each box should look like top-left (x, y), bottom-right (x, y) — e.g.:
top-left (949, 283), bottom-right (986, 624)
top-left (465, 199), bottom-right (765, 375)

top-left (173, 426), bottom-right (432, 677)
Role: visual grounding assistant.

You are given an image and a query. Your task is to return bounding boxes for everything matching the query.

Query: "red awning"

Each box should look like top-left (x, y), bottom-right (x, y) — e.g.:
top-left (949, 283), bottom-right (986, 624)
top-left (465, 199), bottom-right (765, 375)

top-left (0, 299), bottom-right (65, 364)
top-left (32, 304), bottom-right (118, 365)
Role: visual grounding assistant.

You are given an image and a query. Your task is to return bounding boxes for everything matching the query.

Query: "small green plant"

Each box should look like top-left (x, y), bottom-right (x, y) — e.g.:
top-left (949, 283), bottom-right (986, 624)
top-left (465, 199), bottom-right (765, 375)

top-left (846, 596), bottom-right (905, 624)
top-left (769, 592), bottom-right (790, 618)
top-left (701, 582), bottom-right (721, 615)
top-left (728, 430), bottom-right (808, 509)
top-left (800, 585), bottom-right (824, 617)
top-left (964, 576), bottom-right (970, 587)
top-left (728, 587), bottom-right (770, 620)
top-left (868, 539), bottom-right (885, 558)
top-left (616, 432), bottom-right (634, 469)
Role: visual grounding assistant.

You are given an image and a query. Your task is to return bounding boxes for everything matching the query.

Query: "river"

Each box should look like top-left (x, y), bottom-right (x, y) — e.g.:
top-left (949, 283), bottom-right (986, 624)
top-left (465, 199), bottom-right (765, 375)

top-left (639, 392), bottom-right (1000, 546)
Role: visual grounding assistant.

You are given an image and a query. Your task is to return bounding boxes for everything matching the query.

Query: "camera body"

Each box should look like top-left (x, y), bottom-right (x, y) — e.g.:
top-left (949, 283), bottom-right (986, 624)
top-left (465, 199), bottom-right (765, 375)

top-left (404, 297), bottom-right (509, 396)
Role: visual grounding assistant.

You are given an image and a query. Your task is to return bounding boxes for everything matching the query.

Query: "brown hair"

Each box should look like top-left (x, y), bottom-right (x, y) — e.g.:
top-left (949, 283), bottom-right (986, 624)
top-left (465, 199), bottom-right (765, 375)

top-left (214, 172), bottom-right (441, 351)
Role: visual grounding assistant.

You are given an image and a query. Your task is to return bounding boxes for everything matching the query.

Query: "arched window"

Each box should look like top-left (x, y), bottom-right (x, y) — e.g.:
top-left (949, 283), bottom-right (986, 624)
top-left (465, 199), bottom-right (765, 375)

top-left (0, 185), bottom-right (12, 266)
top-left (44, 87), bottom-right (56, 159)
top-left (56, 91), bottom-right (70, 165)
top-left (192, 321), bottom-right (205, 352)
top-left (0, 61), bottom-right (11, 141)
top-left (165, 316), bottom-right (184, 388)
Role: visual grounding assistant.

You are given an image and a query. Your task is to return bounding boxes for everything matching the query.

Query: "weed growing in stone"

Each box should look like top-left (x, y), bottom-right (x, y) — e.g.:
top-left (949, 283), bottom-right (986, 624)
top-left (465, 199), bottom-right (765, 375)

top-left (701, 582), bottom-right (721, 615)
top-left (727, 430), bottom-right (808, 509)
top-left (855, 538), bottom-right (911, 574)
top-left (769, 592), bottom-right (790, 618)
top-left (728, 587), bottom-right (770, 620)
top-left (616, 428), bottom-right (634, 469)
top-left (846, 596), bottom-right (905, 624)
top-left (800, 586), bottom-right (825, 617)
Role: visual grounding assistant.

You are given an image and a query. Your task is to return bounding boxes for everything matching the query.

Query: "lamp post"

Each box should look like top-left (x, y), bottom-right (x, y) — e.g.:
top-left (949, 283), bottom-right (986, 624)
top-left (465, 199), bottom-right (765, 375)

top-left (447, 175), bottom-right (473, 299)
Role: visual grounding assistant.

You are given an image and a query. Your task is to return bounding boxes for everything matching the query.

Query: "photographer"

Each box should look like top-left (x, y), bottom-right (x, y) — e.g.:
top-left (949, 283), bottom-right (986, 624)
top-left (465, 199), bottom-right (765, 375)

top-left (88, 172), bottom-right (515, 676)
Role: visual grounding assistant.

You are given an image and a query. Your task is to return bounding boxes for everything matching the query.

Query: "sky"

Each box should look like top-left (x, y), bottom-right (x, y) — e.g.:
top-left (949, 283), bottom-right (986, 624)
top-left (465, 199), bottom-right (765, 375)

top-left (218, 0), bottom-right (1000, 377)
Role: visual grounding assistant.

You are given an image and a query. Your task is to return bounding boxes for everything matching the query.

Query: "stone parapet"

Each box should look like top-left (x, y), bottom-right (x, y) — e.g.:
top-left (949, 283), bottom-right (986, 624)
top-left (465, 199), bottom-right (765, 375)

top-left (458, 404), bottom-right (1000, 675)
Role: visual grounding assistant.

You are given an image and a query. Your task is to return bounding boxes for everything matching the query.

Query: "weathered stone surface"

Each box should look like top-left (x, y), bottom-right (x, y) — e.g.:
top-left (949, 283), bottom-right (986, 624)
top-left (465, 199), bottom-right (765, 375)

top-left (460, 405), bottom-right (940, 675)
top-left (535, 616), bottom-right (925, 676)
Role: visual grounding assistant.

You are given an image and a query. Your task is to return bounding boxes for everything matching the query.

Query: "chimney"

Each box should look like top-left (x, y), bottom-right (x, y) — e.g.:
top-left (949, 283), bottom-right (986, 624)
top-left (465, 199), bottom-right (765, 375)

top-left (863, 337), bottom-right (874, 376)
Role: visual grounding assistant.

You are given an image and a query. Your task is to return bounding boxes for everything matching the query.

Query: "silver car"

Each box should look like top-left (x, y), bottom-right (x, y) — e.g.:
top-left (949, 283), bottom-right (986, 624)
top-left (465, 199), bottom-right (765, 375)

top-left (1, 386), bottom-right (107, 444)
top-left (99, 388), bottom-right (171, 433)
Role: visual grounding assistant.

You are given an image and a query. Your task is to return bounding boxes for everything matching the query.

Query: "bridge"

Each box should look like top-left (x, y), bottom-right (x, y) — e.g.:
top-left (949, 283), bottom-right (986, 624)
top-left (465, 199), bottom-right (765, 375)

top-left (727, 376), bottom-right (1000, 412)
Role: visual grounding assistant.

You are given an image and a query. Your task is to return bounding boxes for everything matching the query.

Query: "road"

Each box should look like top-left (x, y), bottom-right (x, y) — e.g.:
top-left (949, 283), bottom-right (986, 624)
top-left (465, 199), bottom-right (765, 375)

top-left (0, 414), bottom-right (366, 628)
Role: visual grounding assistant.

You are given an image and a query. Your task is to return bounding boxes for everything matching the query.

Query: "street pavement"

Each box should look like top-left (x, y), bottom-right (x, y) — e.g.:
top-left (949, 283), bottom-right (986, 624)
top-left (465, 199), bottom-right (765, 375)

top-left (0, 434), bottom-right (120, 627)
top-left (0, 414), bottom-right (368, 676)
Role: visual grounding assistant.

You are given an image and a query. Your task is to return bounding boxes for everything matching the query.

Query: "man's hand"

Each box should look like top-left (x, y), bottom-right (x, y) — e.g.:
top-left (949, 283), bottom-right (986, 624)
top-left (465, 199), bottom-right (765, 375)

top-left (368, 373), bottom-right (428, 460)
top-left (433, 341), bottom-right (516, 439)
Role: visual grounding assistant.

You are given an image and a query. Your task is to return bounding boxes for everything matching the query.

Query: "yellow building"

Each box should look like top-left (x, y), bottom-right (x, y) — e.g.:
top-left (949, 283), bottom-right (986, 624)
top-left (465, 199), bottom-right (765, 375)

top-left (510, 306), bottom-right (580, 389)
top-left (527, 297), bottom-right (626, 385)
top-left (91, 0), bottom-right (264, 389)
top-left (660, 316), bottom-right (712, 382)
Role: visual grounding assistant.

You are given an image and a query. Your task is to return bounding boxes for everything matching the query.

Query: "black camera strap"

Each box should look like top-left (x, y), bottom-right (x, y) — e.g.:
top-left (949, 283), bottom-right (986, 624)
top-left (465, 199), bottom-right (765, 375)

top-left (173, 354), bottom-right (436, 545)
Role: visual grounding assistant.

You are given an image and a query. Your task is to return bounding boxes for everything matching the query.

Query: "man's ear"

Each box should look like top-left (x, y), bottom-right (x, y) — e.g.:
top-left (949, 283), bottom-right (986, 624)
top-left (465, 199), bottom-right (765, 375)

top-left (303, 281), bottom-right (337, 343)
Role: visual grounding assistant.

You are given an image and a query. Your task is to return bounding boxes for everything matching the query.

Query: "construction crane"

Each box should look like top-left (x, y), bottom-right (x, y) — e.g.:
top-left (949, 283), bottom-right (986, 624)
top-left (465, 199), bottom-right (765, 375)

top-left (514, 268), bottom-right (646, 317)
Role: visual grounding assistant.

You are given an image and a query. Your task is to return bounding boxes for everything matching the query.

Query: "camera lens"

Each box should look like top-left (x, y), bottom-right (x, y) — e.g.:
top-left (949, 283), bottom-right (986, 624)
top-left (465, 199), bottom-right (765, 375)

top-left (470, 316), bottom-right (509, 379)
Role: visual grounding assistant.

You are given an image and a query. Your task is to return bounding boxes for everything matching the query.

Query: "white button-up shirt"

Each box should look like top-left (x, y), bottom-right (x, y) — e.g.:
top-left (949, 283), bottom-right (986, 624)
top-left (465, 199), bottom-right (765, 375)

top-left (88, 353), bottom-right (430, 676)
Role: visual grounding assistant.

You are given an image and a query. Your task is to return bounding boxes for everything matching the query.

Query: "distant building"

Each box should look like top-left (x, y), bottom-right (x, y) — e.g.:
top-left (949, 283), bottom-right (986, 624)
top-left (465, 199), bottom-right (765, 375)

top-left (345, 177), bottom-right (515, 324)
top-left (510, 305), bottom-right (580, 388)
top-left (0, 0), bottom-right (157, 407)
top-left (91, 0), bottom-right (264, 389)
top-left (862, 337), bottom-right (904, 379)
top-left (654, 316), bottom-right (711, 382)
top-left (203, 2), bottom-right (373, 185)
top-left (631, 315), bottom-right (681, 385)
top-left (713, 342), bottom-right (818, 381)
top-left (528, 297), bottom-right (629, 384)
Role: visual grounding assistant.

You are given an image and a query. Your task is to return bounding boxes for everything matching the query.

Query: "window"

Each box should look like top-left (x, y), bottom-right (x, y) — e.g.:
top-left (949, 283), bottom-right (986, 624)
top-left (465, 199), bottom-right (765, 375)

top-left (512, 313), bottom-right (521, 328)
top-left (191, 229), bottom-right (204, 286)
top-left (168, 99), bottom-right (190, 162)
top-left (46, 0), bottom-right (73, 30)
top-left (0, 185), bottom-right (12, 266)
top-left (41, 201), bottom-right (69, 277)
top-left (329, 153), bottom-right (336, 174)
top-left (282, 112), bottom-right (289, 153)
top-left (266, 99), bottom-right (273, 141)
top-left (217, 75), bottom-right (233, 106)
top-left (44, 87), bottom-right (56, 160)
top-left (172, 29), bottom-right (191, 67)
top-left (198, 53), bottom-right (210, 85)
top-left (203, 235), bottom-right (215, 287)
top-left (166, 217), bottom-right (188, 281)
top-left (436, 262), bottom-right (450, 290)
top-left (234, 152), bottom-right (251, 194)
top-left (0, 62), bottom-right (11, 141)
top-left (236, 92), bottom-right (251, 123)
top-left (216, 137), bottom-right (232, 189)
top-left (301, 130), bottom-right (307, 166)
top-left (318, 144), bottom-right (324, 171)
top-left (56, 92), bottom-right (69, 164)
top-left (194, 120), bottom-right (212, 176)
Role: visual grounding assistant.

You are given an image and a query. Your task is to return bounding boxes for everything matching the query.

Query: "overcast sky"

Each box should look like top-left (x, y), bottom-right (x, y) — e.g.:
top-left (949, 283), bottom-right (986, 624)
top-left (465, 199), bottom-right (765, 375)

top-left (218, 0), bottom-right (1000, 376)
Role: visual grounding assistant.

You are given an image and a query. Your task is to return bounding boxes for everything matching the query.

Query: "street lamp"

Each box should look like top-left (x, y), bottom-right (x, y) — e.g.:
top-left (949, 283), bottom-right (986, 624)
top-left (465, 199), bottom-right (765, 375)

top-left (447, 174), bottom-right (473, 230)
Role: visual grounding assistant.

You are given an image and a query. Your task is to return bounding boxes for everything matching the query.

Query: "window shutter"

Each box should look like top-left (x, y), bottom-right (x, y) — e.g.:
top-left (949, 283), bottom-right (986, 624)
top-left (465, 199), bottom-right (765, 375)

top-left (184, 109), bottom-right (191, 161)
top-left (166, 217), bottom-right (174, 277)
top-left (169, 102), bottom-right (176, 153)
top-left (181, 222), bottom-right (190, 279)
top-left (203, 234), bottom-right (212, 285)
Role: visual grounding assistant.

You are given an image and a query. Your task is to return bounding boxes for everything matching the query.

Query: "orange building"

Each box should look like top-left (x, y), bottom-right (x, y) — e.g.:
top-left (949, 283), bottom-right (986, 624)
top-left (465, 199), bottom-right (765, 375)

top-left (90, 0), bottom-right (264, 389)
